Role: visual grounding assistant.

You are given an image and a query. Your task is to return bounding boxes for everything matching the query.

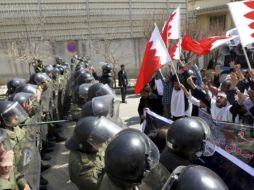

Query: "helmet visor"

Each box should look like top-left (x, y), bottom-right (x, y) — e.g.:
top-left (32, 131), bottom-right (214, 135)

top-left (79, 83), bottom-right (92, 99)
top-left (146, 137), bottom-right (160, 170)
top-left (96, 84), bottom-right (115, 97)
top-left (87, 117), bottom-right (122, 147)
top-left (92, 95), bottom-right (113, 117)
top-left (1, 102), bottom-right (28, 126)
top-left (201, 120), bottom-right (216, 157)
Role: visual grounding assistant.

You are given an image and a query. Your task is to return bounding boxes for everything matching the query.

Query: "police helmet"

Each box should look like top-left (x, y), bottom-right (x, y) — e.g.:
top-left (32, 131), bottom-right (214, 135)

top-left (167, 117), bottom-right (214, 160)
top-left (105, 128), bottom-right (160, 188)
top-left (162, 165), bottom-right (228, 190)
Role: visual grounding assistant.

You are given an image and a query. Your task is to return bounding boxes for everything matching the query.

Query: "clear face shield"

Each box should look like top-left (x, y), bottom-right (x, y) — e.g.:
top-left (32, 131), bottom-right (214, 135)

top-left (87, 117), bottom-right (122, 148)
top-left (144, 134), bottom-right (160, 171)
top-left (1, 102), bottom-right (29, 127)
top-left (95, 84), bottom-right (115, 97)
top-left (195, 117), bottom-right (216, 157)
top-left (91, 95), bottom-right (114, 117)
top-left (161, 166), bottom-right (186, 190)
top-left (79, 83), bottom-right (92, 100)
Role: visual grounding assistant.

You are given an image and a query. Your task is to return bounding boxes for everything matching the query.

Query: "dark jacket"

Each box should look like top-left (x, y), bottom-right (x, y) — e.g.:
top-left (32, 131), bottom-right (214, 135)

top-left (118, 70), bottom-right (128, 86)
top-left (138, 93), bottom-right (163, 123)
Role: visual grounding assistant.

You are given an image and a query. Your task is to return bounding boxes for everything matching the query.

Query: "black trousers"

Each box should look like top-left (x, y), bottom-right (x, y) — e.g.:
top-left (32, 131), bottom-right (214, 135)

top-left (120, 85), bottom-right (127, 102)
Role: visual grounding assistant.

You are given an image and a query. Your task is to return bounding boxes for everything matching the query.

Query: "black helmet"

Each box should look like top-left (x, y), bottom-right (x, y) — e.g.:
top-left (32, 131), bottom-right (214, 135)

top-left (78, 83), bottom-right (92, 100)
top-left (65, 116), bottom-right (121, 153)
top-left (44, 65), bottom-right (54, 74)
top-left (87, 83), bottom-right (104, 100)
top-left (105, 128), bottom-right (160, 188)
top-left (6, 78), bottom-right (26, 95)
top-left (75, 62), bottom-right (85, 71)
top-left (82, 95), bottom-right (113, 117)
top-left (13, 92), bottom-right (33, 105)
top-left (15, 84), bottom-right (38, 94)
top-left (28, 74), bottom-right (37, 85)
top-left (56, 66), bottom-right (65, 75)
top-left (102, 63), bottom-right (112, 72)
top-left (162, 165), bottom-right (228, 190)
top-left (167, 117), bottom-right (214, 160)
top-left (75, 72), bottom-right (94, 85)
top-left (73, 69), bottom-right (86, 80)
top-left (34, 73), bottom-right (49, 85)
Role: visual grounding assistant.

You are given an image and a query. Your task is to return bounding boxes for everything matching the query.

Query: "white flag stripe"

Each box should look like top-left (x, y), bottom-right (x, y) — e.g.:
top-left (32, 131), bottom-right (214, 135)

top-left (228, 1), bottom-right (254, 47)
top-left (211, 36), bottom-right (238, 50)
top-left (150, 24), bottom-right (171, 65)
top-left (169, 7), bottom-right (181, 39)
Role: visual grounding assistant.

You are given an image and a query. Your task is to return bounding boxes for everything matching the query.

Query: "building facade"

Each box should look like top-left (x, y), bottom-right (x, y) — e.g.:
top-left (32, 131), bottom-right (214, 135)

top-left (0, 0), bottom-right (187, 81)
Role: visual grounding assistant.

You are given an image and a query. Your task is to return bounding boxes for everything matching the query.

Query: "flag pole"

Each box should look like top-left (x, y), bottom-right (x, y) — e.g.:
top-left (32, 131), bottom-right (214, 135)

top-left (228, 3), bottom-right (252, 70)
top-left (241, 45), bottom-right (252, 70)
top-left (170, 60), bottom-right (180, 83)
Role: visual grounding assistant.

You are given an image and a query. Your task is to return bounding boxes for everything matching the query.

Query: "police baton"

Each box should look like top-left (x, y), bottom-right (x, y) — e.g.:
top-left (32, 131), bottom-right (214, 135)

top-left (19, 120), bottom-right (69, 127)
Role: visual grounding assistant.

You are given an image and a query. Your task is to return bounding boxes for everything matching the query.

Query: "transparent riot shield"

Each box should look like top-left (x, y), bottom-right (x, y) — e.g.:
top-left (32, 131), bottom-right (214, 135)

top-left (111, 98), bottom-right (125, 127)
top-left (20, 116), bottom-right (41, 190)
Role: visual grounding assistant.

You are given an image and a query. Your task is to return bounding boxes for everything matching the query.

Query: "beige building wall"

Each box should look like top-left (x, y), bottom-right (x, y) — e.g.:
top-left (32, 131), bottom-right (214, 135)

top-left (188, 0), bottom-right (237, 32)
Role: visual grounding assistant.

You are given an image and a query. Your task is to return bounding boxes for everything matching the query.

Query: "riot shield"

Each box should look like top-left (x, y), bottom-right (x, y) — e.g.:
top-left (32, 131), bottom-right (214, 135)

top-left (20, 116), bottom-right (41, 190)
top-left (111, 98), bottom-right (125, 127)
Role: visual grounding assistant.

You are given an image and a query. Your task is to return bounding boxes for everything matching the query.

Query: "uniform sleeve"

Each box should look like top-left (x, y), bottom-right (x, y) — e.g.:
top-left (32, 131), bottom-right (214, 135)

top-left (15, 168), bottom-right (28, 190)
top-left (69, 152), bottom-right (101, 190)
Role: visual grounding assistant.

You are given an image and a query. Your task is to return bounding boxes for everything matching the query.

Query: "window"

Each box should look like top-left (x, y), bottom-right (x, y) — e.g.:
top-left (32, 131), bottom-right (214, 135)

top-left (209, 15), bottom-right (226, 31)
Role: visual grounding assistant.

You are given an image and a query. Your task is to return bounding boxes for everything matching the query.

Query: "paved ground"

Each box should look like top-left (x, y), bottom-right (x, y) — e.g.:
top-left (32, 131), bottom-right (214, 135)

top-left (43, 94), bottom-right (140, 190)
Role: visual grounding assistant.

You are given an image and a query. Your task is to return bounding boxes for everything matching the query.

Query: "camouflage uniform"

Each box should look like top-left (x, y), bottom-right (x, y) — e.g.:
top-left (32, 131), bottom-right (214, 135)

top-left (69, 146), bottom-right (105, 190)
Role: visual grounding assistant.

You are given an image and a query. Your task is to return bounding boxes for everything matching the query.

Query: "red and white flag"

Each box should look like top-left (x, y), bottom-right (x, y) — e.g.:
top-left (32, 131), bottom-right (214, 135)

top-left (228, 0), bottom-right (254, 47)
top-left (169, 40), bottom-right (181, 60)
top-left (161, 7), bottom-right (181, 48)
top-left (182, 35), bottom-right (236, 56)
top-left (135, 25), bottom-right (171, 94)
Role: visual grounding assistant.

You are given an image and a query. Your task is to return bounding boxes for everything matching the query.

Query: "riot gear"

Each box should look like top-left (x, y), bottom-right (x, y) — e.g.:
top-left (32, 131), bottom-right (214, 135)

top-left (65, 116), bottom-right (121, 153)
top-left (13, 92), bottom-right (33, 105)
top-left (0, 101), bottom-right (28, 127)
top-left (6, 78), bottom-right (26, 95)
top-left (102, 63), bottom-right (112, 76)
top-left (56, 66), bottom-right (65, 75)
top-left (88, 83), bottom-right (114, 100)
top-left (34, 73), bottom-right (50, 85)
top-left (44, 64), bottom-right (54, 75)
top-left (78, 83), bottom-right (92, 101)
top-left (162, 165), bottom-right (228, 190)
top-left (82, 95), bottom-right (113, 117)
top-left (104, 128), bottom-right (160, 188)
top-left (166, 117), bottom-right (214, 160)
top-left (100, 63), bottom-right (113, 87)
top-left (73, 69), bottom-right (86, 80)
top-left (15, 84), bottom-right (38, 94)
top-left (87, 83), bottom-right (104, 100)
top-left (76, 72), bottom-right (94, 85)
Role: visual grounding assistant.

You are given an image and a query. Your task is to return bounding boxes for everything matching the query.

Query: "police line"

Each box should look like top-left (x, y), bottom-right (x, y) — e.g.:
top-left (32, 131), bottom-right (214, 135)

top-left (142, 108), bottom-right (254, 177)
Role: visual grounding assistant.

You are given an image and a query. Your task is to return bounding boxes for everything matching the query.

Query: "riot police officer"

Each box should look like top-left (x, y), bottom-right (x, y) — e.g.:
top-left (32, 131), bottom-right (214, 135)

top-left (0, 101), bottom-right (31, 190)
top-left (65, 116), bottom-right (121, 190)
top-left (99, 128), bottom-right (160, 190)
top-left (87, 83), bottom-right (114, 101)
top-left (100, 63), bottom-right (113, 88)
top-left (6, 78), bottom-right (26, 100)
top-left (82, 94), bottom-right (113, 118)
top-left (160, 117), bottom-right (215, 173)
top-left (161, 165), bottom-right (228, 190)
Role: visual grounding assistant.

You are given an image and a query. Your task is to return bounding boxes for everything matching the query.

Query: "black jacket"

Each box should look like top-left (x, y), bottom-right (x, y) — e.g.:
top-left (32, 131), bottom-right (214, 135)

top-left (118, 70), bottom-right (128, 86)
